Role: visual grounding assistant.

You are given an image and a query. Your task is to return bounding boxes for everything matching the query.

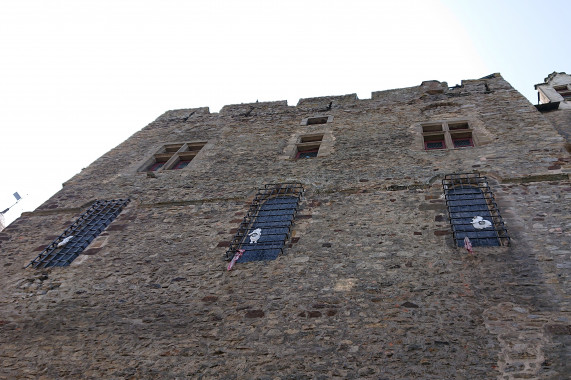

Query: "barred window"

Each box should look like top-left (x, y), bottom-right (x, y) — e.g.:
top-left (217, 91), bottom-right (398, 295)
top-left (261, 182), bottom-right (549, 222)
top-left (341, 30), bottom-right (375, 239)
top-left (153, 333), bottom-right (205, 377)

top-left (27, 199), bottom-right (130, 268)
top-left (442, 173), bottom-right (509, 247)
top-left (226, 183), bottom-right (303, 263)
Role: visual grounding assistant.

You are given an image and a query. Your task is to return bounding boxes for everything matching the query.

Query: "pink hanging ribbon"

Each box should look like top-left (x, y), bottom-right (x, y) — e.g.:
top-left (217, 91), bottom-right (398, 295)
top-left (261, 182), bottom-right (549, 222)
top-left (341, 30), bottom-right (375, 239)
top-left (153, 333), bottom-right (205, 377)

top-left (464, 236), bottom-right (474, 254)
top-left (227, 249), bottom-right (245, 271)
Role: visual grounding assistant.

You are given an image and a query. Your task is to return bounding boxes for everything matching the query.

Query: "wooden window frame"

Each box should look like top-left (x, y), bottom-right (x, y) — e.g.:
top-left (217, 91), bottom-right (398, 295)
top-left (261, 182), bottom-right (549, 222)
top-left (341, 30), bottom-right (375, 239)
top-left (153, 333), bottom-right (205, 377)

top-left (296, 134), bottom-right (323, 159)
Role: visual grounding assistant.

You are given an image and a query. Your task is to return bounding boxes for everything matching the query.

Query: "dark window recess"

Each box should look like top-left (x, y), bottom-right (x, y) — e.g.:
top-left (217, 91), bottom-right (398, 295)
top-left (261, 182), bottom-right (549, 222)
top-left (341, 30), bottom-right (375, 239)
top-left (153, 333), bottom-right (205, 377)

top-left (296, 134), bottom-right (323, 159)
top-left (148, 161), bottom-right (165, 171)
top-left (452, 137), bottom-right (473, 148)
top-left (425, 140), bottom-right (445, 150)
top-left (307, 116), bottom-right (328, 125)
top-left (296, 149), bottom-right (319, 159)
top-left (225, 183), bottom-right (303, 263)
top-left (172, 160), bottom-right (191, 170)
top-left (27, 199), bottom-right (130, 268)
top-left (443, 173), bottom-right (509, 247)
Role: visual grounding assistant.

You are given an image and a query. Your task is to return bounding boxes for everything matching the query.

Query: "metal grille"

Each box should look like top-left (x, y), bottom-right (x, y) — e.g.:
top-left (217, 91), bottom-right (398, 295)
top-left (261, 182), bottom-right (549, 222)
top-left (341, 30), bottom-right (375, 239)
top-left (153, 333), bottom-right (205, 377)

top-left (442, 173), bottom-right (509, 247)
top-left (452, 138), bottom-right (473, 148)
top-left (27, 199), bottom-right (130, 268)
top-left (225, 183), bottom-right (303, 263)
top-left (426, 141), bottom-right (445, 150)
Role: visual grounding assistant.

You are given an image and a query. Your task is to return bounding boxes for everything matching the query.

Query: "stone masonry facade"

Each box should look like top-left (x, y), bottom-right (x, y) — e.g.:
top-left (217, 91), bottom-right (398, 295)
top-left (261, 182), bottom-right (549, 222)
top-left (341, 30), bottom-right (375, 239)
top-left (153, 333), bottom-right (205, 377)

top-left (0, 73), bottom-right (569, 379)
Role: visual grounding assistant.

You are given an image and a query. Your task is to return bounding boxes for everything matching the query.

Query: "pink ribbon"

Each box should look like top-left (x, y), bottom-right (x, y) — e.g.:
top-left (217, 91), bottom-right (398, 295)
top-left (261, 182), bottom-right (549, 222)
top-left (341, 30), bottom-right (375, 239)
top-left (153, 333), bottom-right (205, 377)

top-left (227, 249), bottom-right (245, 271)
top-left (464, 236), bottom-right (474, 254)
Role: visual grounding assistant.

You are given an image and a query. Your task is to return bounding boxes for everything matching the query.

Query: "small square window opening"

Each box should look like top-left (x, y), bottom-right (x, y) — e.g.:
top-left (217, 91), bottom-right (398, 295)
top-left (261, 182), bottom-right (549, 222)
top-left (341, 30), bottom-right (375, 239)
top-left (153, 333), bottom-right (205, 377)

top-left (296, 134), bottom-right (323, 159)
top-left (422, 124), bottom-right (443, 133)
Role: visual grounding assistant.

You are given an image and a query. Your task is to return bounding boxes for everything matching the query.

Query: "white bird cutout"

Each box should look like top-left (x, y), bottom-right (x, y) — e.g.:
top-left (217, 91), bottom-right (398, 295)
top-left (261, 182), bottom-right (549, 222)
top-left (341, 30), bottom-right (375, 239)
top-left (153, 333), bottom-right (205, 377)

top-left (248, 228), bottom-right (262, 244)
top-left (57, 235), bottom-right (74, 247)
top-left (471, 216), bottom-right (492, 229)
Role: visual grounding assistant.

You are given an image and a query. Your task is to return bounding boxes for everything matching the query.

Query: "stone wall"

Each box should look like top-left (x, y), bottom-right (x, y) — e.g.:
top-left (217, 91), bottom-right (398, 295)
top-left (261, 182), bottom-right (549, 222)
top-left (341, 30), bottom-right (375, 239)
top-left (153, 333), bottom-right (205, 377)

top-left (0, 73), bottom-right (569, 379)
top-left (542, 108), bottom-right (571, 147)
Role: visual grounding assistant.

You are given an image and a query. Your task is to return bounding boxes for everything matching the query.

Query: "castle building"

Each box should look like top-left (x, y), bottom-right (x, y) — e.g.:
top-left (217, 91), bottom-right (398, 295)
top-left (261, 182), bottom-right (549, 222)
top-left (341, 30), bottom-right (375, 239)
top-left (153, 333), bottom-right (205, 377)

top-left (535, 71), bottom-right (571, 146)
top-left (0, 73), bottom-right (569, 379)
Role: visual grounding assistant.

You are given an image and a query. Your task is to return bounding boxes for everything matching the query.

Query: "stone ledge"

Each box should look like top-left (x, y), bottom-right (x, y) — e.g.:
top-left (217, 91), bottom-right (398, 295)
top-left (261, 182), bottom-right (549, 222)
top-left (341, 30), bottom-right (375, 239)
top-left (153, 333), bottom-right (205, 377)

top-left (501, 173), bottom-right (569, 184)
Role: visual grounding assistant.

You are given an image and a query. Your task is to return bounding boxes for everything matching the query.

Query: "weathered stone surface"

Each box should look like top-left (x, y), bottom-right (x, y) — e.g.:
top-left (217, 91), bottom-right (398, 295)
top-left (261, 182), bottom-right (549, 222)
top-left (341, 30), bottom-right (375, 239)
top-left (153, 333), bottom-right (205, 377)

top-left (0, 73), bottom-right (569, 379)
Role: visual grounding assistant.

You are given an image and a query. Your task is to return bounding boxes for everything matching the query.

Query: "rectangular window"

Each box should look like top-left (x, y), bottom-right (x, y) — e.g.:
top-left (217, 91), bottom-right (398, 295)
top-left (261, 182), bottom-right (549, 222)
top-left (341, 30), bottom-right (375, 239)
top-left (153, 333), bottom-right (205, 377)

top-left (140, 142), bottom-right (206, 172)
top-left (296, 134), bottom-right (323, 159)
top-left (27, 199), bottom-right (130, 268)
top-left (225, 183), bottom-right (303, 264)
top-left (442, 173), bottom-right (509, 247)
top-left (421, 121), bottom-right (475, 151)
top-left (301, 115), bottom-right (333, 126)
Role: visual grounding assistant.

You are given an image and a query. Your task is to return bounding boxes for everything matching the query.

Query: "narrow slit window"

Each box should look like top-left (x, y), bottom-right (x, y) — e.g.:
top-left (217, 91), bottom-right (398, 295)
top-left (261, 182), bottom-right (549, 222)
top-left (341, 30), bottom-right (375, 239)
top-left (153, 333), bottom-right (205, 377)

top-left (442, 173), bottom-right (509, 248)
top-left (27, 199), bottom-right (130, 268)
top-left (225, 183), bottom-right (303, 263)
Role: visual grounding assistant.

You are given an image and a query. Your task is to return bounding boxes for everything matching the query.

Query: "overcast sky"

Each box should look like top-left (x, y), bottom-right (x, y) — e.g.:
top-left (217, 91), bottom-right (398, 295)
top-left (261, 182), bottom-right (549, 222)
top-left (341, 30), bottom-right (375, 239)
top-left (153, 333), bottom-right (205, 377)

top-left (1, 0), bottom-right (569, 226)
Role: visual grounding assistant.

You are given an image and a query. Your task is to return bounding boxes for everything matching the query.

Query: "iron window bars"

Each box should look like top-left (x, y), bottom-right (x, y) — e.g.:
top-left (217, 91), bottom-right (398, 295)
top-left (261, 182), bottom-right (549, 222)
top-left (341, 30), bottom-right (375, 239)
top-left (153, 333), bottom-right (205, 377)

top-left (225, 183), bottom-right (304, 263)
top-left (27, 199), bottom-right (130, 268)
top-left (442, 173), bottom-right (509, 247)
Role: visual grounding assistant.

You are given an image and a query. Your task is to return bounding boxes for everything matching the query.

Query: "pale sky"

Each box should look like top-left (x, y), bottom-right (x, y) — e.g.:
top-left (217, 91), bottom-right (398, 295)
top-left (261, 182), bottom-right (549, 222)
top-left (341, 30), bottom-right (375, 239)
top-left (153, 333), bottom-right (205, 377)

top-left (1, 0), bottom-right (569, 226)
